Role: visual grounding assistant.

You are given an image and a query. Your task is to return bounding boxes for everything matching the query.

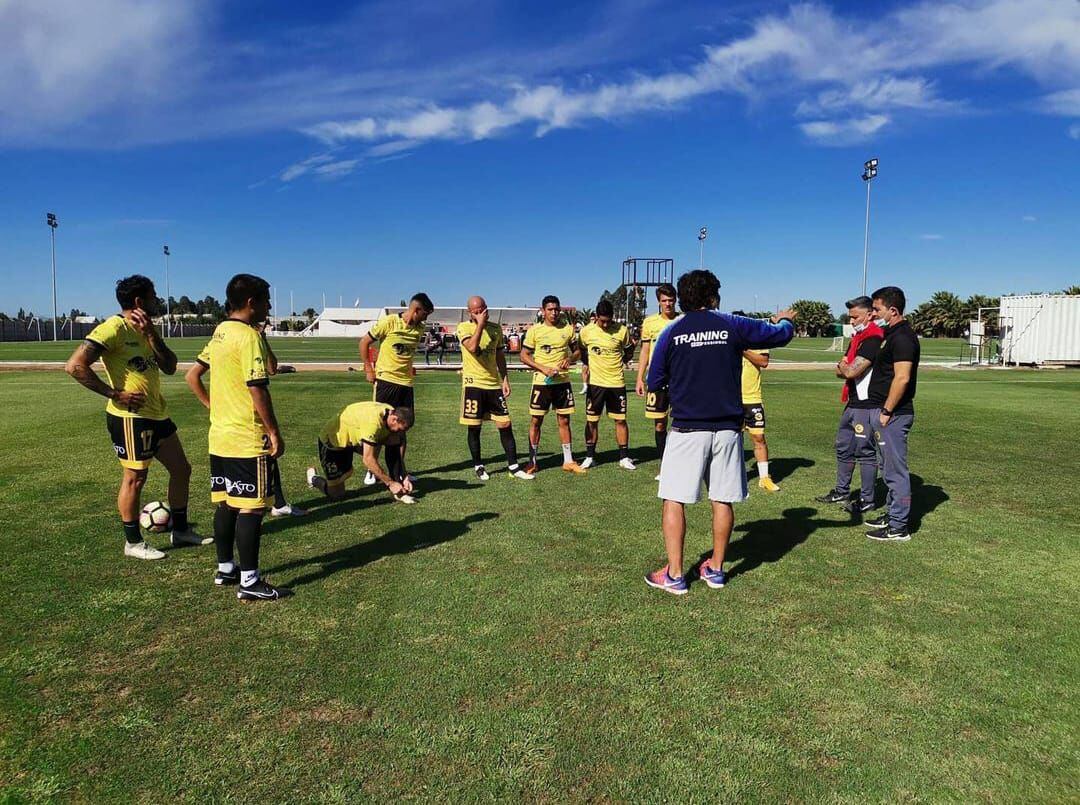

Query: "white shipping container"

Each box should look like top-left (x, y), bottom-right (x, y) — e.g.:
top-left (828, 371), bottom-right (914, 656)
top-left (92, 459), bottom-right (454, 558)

top-left (999, 294), bottom-right (1080, 365)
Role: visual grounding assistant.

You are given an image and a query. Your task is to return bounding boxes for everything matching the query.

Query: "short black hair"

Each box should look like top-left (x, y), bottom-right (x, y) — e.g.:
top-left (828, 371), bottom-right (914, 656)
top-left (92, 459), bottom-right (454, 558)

top-left (541, 295), bottom-right (560, 308)
top-left (115, 275), bottom-right (155, 310)
top-left (391, 406), bottom-right (415, 428)
top-left (225, 273), bottom-right (271, 311)
top-left (596, 299), bottom-right (615, 317)
top-left (656, 283), bottom-right (676, 299)
top-left (411, 293), bottom-right (434, 313)
top-left (871, 286), bottom-right (906, 314)
top-left (846, 295), bottom-right (873, 311)
top-left (676, 270), bottom-right (720, 313)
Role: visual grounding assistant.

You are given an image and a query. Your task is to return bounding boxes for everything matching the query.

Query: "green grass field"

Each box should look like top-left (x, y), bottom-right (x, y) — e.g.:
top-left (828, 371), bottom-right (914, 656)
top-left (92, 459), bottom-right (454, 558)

top-left (0, 336), bottom-right (969, 364)
top-left (1, 367), bottom-right (1077, 800)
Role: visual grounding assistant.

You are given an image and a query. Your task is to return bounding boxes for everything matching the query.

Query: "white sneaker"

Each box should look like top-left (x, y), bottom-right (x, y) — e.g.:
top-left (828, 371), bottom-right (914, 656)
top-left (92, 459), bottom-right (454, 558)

top-left (306, 467), bottom-right (319, 488)
top-left (510, 468), bottom-right (535, 480)
top-left (171, 529), bottom-right (212, 546)
top-left (474, 466), bottom-right (490, 481)
top-left (363, 471), bottom-right (377, 486)
top-left (394, 493), bottom-right (417, 505)
top-left (125, 541), bottom-right (166, 560)
top-left (579, 456), bottom-right (595, 470)
top-left (270, 504), bottom-right (308, 517)
top-left (618, 457), bottom-right (637, 471)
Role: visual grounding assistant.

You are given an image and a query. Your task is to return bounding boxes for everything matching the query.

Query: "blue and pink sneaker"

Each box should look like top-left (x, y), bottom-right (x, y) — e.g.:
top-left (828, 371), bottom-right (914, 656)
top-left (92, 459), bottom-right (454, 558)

top-left (644, 566), bottom-right (688, 595)
top-left (697, 559), bottom-right (727, 589)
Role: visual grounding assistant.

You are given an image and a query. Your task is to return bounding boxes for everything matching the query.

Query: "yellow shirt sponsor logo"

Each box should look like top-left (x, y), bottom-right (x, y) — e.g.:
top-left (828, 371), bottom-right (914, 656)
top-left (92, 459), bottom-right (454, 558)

top-left (579, 321), bottom-right (630, 389)
top-left (86, 315), bottom-right (168, 420)
top-left (522, 322), bottom-right (576, 385)
top-left (369, 314), bottom-right (425, 387)
top-left (456, 320), bottom-right (503, 390)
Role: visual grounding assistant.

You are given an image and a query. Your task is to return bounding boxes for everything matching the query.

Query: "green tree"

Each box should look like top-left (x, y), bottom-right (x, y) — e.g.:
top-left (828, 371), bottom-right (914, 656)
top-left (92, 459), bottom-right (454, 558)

top-left (1064, 285), bottom-right (1080, 295)
top-left (791, 300), bottom-right (834, 336)
top-left (600, 285), bottom-right (647, 327)
top-left (964, 294), bottom-right (999, 329)
top-left (303, 307), bottom-right (317, 319)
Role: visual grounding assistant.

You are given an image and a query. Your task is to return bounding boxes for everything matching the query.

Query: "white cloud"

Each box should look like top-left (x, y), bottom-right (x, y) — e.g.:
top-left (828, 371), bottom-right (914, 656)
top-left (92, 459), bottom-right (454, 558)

top-left (918, 233), bottom-right (944, 241)
top-left (1069, 123), bottom-right (1080, 140)
top-left (1039, 89), bottom-right (1080, 116)
top-left (280, 153), bottom-right (336, 182)
top-left (799, 114), bottom-right (890, 144)
top-left (312, 159), bottom-right (359, 179)
top-left (1022, 214), bottom-right (1037, 222)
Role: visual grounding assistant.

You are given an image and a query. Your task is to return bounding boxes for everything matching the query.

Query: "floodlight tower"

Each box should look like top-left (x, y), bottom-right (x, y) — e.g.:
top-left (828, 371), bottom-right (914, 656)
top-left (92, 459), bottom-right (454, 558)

top-left (46, 213), bottom-right (59, 341)
top-left (698, 226), bottom-right (707, 269)
top-left (163, 245), bottom-right (171, 336)
top-left (861, 157), bottom-right (878, 296)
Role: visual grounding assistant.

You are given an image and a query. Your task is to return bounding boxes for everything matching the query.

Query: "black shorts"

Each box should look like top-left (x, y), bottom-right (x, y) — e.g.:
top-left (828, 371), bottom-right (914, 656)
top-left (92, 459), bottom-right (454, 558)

top-left (743, 403), bottom-right (766, 433)
top-left (529, 382), bottom-right (575, 415)
top-left (460, 386), bottom-right (510, 426)
top-left (644, 387), bottom-right (670, 420)
top-left (210, 454), bottom-right (276, 509)
top-left (586, 385), bottom-right (628, 422)
top-left (106, 413), bottom-right (177, 470)
top-left (373, 379), bottom-right (415, 409)
top-left (318, 439), bottom-right (356, 484)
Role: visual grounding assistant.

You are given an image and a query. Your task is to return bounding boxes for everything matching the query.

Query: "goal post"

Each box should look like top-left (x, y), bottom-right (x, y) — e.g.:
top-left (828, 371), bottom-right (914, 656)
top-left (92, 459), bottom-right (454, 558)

top-left (826, 336), bottom-right (845, 352)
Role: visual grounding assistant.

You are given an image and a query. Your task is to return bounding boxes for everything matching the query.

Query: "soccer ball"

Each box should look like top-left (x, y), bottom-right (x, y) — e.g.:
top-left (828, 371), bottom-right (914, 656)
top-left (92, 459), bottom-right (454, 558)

top-left (139, 501), bottom-right (172, 533)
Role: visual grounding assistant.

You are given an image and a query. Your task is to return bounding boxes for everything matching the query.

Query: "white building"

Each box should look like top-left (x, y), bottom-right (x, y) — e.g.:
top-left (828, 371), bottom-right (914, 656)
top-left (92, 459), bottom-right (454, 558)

top-left (301, 306), bottom-right (539, 337)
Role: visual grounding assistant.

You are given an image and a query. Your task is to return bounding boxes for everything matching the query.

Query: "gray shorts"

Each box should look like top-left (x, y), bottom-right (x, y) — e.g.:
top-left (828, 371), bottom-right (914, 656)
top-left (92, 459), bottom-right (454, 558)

top-left (658, 429), bottom-right (748, 504)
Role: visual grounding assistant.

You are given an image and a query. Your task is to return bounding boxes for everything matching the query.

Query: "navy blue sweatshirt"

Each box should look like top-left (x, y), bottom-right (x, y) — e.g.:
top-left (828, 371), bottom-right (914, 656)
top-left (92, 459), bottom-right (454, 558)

top-left (647, 311), bottom-right (794, 431)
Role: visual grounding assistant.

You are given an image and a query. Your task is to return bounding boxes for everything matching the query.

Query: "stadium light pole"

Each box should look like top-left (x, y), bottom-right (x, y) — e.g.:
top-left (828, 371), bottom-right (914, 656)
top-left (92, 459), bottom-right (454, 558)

top-left (698, 226), bottom-right (707, 269)
top-left (861, 157), bottom-right (878, 296)
top-left (46, 213), bottom-right (59, 341)
top-left (163, 245), bottom-right (171, 336)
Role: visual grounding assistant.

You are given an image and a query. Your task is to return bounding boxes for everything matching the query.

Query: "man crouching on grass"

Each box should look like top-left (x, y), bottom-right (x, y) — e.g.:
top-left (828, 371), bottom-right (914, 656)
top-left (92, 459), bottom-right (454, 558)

top-left (644, 270), bottom-right (795, 595)
top-left (307, 402), bottom-right (415, 502)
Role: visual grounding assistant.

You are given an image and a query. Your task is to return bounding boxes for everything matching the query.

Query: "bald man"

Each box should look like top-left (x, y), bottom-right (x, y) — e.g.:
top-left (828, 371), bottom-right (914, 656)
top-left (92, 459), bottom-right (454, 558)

top-left (456, 296), bottom-right (534, 481)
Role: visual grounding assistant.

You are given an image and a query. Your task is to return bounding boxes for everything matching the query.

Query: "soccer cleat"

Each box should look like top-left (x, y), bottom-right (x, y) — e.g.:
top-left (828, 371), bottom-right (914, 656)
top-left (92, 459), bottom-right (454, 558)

top-left (237, 578), bottom-right (287, 601)
top-left (270, 504), bottom-right (308, 517)
top-left (124, 541), bottom-right (166, 560)
top-left (758, 476), bottom-right (781, 492)
top-left (579, 456), bottom-right (595, 470)
top-left (363, 471), bottom-right (377, 486)
top-left (866, 526), bottom-right (911, 542)
top-left (814, 488), bottom-right (849, 504)
top-left (214, 567), bottom-right (240, 586)
top-left (393, 492), bottom-right (417, 504)
top-left (475, 466), bottom-right (490, 481)
top-left (843, 499), bottom-right (875, 516)
top-left (170, 529), bottom-right (212, 547)
top-left (306, 467), bottom-right (319, 488)
top-left (864, 513), bottom-right (889, 529)
top-left (618, 457), bottom-right (637, 471)
top-left (697, 558), bottom-right (727, 589)
top-left (644, 566), bottom-right (688, 595)
top-left (510, 468), bottom-right (535, 480)
top-left (562, 461), bottom-right (588, 475)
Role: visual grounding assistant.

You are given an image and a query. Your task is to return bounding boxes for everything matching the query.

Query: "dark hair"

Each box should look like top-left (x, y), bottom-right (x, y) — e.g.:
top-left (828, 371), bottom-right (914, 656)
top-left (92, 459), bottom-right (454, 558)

top-left (226, 273), bottom-right (271, 311)
top-left (845, 295), bottom-right (873, 311)
top-left (596, 299), bottom-right (615, 317)
top-left (411, 293), bottom-right (434, 313)
top-left (656, 283), bottom-right (676, 299)
top-left (391, 406), bottom-right (415, 428)
top-left (116, 275), bottom-right (155, 310)
top-left (676, 270), bottom-right (720, 312)
top-left (541, 295), bottom-right (560, 308)
top-left (871, 286), bottom-right (906, 314)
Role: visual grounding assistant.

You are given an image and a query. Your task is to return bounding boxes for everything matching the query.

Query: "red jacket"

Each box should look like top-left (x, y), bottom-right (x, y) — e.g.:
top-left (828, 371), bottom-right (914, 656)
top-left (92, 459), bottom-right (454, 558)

top-left (840, 322), bottom-right (884, 402)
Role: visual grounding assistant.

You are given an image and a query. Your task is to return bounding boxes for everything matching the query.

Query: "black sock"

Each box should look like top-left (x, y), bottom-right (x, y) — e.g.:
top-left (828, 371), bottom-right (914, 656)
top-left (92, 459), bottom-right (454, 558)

top-left (171, 507), bottom-right (188, 532)
top-left (270, 460), bottom-right (287, 508)
top-left (529, 443), bottom-right (538, 464)
top-left (618, 443), bottom-right (629, 460)
top-left (235, 512), bottom-right (263, 573)
top-left (655, 429), bottom-right (667, 459)
top-left (499, 427), bottom-right (518, 468)
top-left (386, 444), bottom-right (405, 482)
top-left (213, 504), bottom-right (238, 565)
top-left (467, 426), bottom-right (483, 465)
top-left (586, 442), bottom-right (597, 458)
top-left (123, 520), bottom-right (141, 545)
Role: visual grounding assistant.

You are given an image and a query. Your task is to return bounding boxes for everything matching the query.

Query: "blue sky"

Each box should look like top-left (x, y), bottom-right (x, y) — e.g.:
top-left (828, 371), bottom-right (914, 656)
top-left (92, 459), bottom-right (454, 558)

top-left (0, 0), bottom-right (1077, 318)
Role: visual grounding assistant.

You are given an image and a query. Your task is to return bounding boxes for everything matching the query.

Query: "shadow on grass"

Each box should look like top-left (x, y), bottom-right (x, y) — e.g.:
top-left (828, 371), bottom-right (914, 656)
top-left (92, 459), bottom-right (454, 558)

top-left (743, 451), bottom-right (816, 482)
top-left (908, 474), bottom-right (949, 533)
top-left (267, 511), bottom-right (498, 588)
top-left (528, 444), bottom-right (653, 472)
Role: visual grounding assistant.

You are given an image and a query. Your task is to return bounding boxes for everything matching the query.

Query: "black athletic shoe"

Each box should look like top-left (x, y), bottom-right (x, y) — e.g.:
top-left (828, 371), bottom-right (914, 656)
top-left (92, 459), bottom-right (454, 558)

top-left (214, 567), bottom-right (240, 586)
top-left (814, 488), bottom-right (849, 504)
top-left (866, 526), bottom-right (911, 542)
top-left (843, 499), bottom-right (876, 516)
top-left (864, 512), bottom-right (889, 529)
top-left (237, 578), bottom-right (287, 602)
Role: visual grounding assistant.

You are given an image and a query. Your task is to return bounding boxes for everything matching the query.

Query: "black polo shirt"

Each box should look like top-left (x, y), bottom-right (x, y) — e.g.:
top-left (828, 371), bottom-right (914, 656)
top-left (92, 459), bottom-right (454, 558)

top-left (869, 320), bottom-right (920, 415)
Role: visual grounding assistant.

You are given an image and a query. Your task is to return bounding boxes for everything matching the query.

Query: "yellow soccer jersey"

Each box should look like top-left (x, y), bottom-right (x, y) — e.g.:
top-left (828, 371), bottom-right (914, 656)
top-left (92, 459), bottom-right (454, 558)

top-left (85, 315), bottom-right (168, 420)
top-left (579, 322), bottom-right (630, 388)
top-left (640, 312), bottom-right (678, 344)
top-left (456, 321), bottom-right (503, 389)
top-left (741, 349), bottom-right (769, 404)
top-left (196, 320), bottom-right (271, 457)
top-left (368, 314), bottom-right (424, 386)
top-left (522, 322), bottom-right (576, 385)
top-left (321, 402), bottom-right (393, 449)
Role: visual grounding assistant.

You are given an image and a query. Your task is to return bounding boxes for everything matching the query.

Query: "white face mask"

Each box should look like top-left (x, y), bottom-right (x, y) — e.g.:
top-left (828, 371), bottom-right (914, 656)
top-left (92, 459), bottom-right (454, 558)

top-left (853, 322), bottom-right (867, 333)
top-left (874, 317), bottom-right (887, 328)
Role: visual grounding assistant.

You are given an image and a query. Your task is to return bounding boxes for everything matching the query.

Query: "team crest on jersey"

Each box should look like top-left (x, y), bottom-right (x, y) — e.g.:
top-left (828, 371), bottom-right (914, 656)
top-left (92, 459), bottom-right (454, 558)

top-left (392, 343), bottom-right (412, 356)
top-left (127, 355), bottom-right (155, 372)
top-left (854, 423), bottom-right (865, 434)
top-left (540, 345), bottom-right (554, 353)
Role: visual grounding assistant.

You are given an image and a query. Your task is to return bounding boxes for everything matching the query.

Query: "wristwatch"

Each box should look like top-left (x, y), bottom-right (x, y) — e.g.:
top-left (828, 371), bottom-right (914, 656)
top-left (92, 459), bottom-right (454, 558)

top-left (881, 407), bottom-right (893, 416)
